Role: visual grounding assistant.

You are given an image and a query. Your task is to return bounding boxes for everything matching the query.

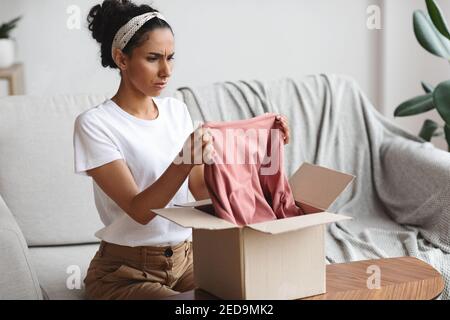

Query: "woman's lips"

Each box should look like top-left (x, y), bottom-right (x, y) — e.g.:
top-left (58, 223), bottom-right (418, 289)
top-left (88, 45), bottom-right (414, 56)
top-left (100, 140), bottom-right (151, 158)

top-left (153, 83), bottom-right (167, 89)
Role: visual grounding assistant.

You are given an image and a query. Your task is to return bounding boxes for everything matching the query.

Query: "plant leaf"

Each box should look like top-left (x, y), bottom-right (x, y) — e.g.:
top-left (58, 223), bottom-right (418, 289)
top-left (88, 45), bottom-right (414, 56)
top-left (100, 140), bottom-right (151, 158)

top-left (413, 10), bottom-right (450, 59)
top-left (421, 81), bottom-right (434, 93)
top-left (419, 119), bottom-right (439, 141)
top-left (426, 0), bottom-right (450, 40)
top-left (445, 124), bottom-right (450, 152)
top-left (394, 93), bottom-right (435, 117)
top-left (433, 80), bottom-right (450, 125)
top-left (5, 16), bottom-right (21, 27)
top-left (0, 16), bottom-right (21, 39)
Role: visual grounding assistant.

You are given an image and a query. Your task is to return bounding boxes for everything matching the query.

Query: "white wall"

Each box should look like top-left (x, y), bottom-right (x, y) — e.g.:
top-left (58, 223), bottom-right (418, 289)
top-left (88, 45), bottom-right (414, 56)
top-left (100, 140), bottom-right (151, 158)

top-left (0, 0), bottom-right (380, 102)
top-left (1, 0), bottom-right (448, 150)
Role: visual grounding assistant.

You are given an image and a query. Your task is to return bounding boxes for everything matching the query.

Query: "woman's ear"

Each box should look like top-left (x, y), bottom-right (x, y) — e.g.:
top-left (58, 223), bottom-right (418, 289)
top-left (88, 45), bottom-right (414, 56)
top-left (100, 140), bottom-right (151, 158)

top-left (112, 48), bottom-right (128, 71)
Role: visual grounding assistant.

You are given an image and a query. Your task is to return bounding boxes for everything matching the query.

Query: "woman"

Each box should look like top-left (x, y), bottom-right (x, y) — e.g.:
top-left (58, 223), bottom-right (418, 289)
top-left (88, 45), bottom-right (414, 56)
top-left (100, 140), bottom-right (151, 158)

top-left (74, 0), bottom-right (290, 300)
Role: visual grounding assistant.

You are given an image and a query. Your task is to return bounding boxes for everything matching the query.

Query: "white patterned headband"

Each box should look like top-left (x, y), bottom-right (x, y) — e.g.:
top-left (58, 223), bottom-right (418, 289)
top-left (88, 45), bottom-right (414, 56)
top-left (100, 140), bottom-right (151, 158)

top-left (111, 11), bottom-right (167, 60)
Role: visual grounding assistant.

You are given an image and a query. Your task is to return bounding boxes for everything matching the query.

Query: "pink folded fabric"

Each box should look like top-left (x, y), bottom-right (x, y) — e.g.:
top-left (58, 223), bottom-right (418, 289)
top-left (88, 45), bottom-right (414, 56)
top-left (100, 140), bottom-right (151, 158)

top-left (203, 113), bottom-right (303, 226)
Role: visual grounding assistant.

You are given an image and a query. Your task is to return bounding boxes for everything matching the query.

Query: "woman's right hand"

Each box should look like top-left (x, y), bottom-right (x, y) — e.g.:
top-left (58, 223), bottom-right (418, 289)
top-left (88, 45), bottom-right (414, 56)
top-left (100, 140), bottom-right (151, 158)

top-left (175, 125), bottom-right (214, 166)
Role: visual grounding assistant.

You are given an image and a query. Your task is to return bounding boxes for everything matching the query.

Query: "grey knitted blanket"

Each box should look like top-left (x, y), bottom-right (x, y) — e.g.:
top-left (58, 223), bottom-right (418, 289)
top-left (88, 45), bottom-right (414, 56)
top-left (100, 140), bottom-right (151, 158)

top-left (174, 74), bottom-right (450, 299)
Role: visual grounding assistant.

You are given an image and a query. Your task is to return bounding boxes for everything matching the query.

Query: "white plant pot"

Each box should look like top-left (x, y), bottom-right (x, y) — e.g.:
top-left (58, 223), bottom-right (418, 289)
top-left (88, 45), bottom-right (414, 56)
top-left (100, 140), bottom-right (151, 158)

top-left (0, 39), bottom-right (15, 68)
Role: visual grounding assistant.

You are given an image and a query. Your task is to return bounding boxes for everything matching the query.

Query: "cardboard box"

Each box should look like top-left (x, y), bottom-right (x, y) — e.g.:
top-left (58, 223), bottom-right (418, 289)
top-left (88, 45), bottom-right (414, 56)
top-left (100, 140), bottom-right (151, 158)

top-left (153, 162), bottom-right (355, 300)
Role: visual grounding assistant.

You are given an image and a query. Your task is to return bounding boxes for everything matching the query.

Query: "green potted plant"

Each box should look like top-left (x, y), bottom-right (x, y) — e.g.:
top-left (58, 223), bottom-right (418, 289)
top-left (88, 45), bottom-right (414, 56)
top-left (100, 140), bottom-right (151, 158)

top-left (394, 0), bottom-right (450, 151)
top-left (0, 16), bottom-right (21, 68)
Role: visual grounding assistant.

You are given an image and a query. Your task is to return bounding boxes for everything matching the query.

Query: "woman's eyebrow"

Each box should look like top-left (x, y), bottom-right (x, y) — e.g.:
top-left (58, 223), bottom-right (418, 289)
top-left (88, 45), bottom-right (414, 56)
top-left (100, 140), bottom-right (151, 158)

top-left (148, 52), bottom-right (175, 56)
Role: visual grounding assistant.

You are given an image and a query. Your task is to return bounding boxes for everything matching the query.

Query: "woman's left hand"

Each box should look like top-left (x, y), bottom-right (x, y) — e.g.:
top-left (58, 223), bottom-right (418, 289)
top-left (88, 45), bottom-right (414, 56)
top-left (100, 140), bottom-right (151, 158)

top-left (275, 114), bottom-right (290, 145)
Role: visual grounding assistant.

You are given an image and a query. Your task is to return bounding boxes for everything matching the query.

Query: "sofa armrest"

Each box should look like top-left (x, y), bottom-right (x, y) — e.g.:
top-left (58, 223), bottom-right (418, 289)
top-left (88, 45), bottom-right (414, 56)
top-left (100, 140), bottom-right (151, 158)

top-left (0, 195), bottom-right (43, 299)
top-left (379, 137), bottom-right (450, 250)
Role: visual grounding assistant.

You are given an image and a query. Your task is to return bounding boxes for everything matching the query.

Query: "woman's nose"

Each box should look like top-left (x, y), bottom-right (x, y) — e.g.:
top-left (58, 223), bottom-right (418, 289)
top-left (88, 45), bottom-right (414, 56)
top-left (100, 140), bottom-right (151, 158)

top-left (158, 59), bottom-right (171, 78)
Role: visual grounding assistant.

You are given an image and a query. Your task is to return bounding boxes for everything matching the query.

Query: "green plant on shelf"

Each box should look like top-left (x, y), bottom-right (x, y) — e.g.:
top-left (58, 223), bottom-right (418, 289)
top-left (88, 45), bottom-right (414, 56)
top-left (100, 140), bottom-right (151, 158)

top-left (394, 0), bottom-right (450, 151)
top-left (0, 16), bottom-right (21, 39)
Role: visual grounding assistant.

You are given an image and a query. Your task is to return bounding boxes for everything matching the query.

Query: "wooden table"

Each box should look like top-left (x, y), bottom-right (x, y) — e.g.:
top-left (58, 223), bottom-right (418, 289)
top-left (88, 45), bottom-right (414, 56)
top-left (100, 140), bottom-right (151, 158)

top-left (0, 63), bottom-right (25, 95)
top-left (164, 257), bottom-right (445, 300)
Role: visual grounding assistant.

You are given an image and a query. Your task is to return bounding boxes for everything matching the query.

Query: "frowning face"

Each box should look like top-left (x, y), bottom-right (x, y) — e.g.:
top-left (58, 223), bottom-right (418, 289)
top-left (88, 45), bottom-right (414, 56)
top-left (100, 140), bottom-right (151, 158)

top-left (114, 27), bottom-right (175, 97)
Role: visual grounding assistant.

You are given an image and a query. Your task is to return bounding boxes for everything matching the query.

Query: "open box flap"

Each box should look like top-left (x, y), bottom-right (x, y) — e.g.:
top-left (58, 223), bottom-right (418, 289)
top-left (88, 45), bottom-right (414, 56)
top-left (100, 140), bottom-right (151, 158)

top-left (152, 206), bottom-right (236, 230)
top-left (289, 163), bottom-right (355, 210)
top-left (174, 199), bottom-right (213, 208)
top-left (247, 212), bottom-right (352, 235)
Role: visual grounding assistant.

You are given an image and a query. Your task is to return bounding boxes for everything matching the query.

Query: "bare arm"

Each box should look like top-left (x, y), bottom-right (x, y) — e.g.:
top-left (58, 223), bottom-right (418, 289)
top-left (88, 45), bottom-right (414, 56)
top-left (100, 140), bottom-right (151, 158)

top-left (188, 164), bottom-right (210, 201)
top-left (87, 159), bottom-right (194, 225)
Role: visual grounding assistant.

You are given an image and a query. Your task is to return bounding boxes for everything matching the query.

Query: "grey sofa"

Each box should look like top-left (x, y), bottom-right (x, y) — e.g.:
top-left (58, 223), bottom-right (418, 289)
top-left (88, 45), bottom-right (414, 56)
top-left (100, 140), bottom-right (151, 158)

top-left (0, 94), bottom-right (109, 299)
top-left (1, 74), bottom-right (449, 300)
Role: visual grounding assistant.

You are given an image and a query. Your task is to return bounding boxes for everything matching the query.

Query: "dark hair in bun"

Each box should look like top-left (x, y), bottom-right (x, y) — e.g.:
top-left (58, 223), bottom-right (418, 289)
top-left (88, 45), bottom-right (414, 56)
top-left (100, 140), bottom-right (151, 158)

top-left (87, 0), bottom-right (173, 68)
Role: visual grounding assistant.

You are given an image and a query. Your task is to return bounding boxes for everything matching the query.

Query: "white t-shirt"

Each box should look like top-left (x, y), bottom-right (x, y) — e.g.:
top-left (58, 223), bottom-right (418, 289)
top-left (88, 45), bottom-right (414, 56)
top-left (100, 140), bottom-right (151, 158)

top-left (73, 97), bottom-right (193, 247)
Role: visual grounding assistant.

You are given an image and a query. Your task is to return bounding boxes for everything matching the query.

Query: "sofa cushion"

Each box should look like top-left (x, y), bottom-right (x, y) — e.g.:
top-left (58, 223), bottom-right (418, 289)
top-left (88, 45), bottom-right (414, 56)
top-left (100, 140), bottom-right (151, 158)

top-left (0, 94), bottom-right (108, 245)
top-left (0, 195), bottom-right (43, 299)
top-left (28, 243), bottom-right (99, 300)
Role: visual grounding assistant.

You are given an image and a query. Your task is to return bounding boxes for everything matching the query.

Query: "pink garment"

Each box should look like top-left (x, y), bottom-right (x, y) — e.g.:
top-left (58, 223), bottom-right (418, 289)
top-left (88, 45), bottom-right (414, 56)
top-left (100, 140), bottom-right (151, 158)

top-left (203, 113), bottom-right (303, 226)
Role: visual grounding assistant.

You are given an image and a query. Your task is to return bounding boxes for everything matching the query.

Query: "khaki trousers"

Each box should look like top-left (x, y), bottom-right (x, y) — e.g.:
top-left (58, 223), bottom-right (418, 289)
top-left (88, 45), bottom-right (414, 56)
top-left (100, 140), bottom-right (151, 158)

top-left (84, 240), bottom-right (195, 299)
